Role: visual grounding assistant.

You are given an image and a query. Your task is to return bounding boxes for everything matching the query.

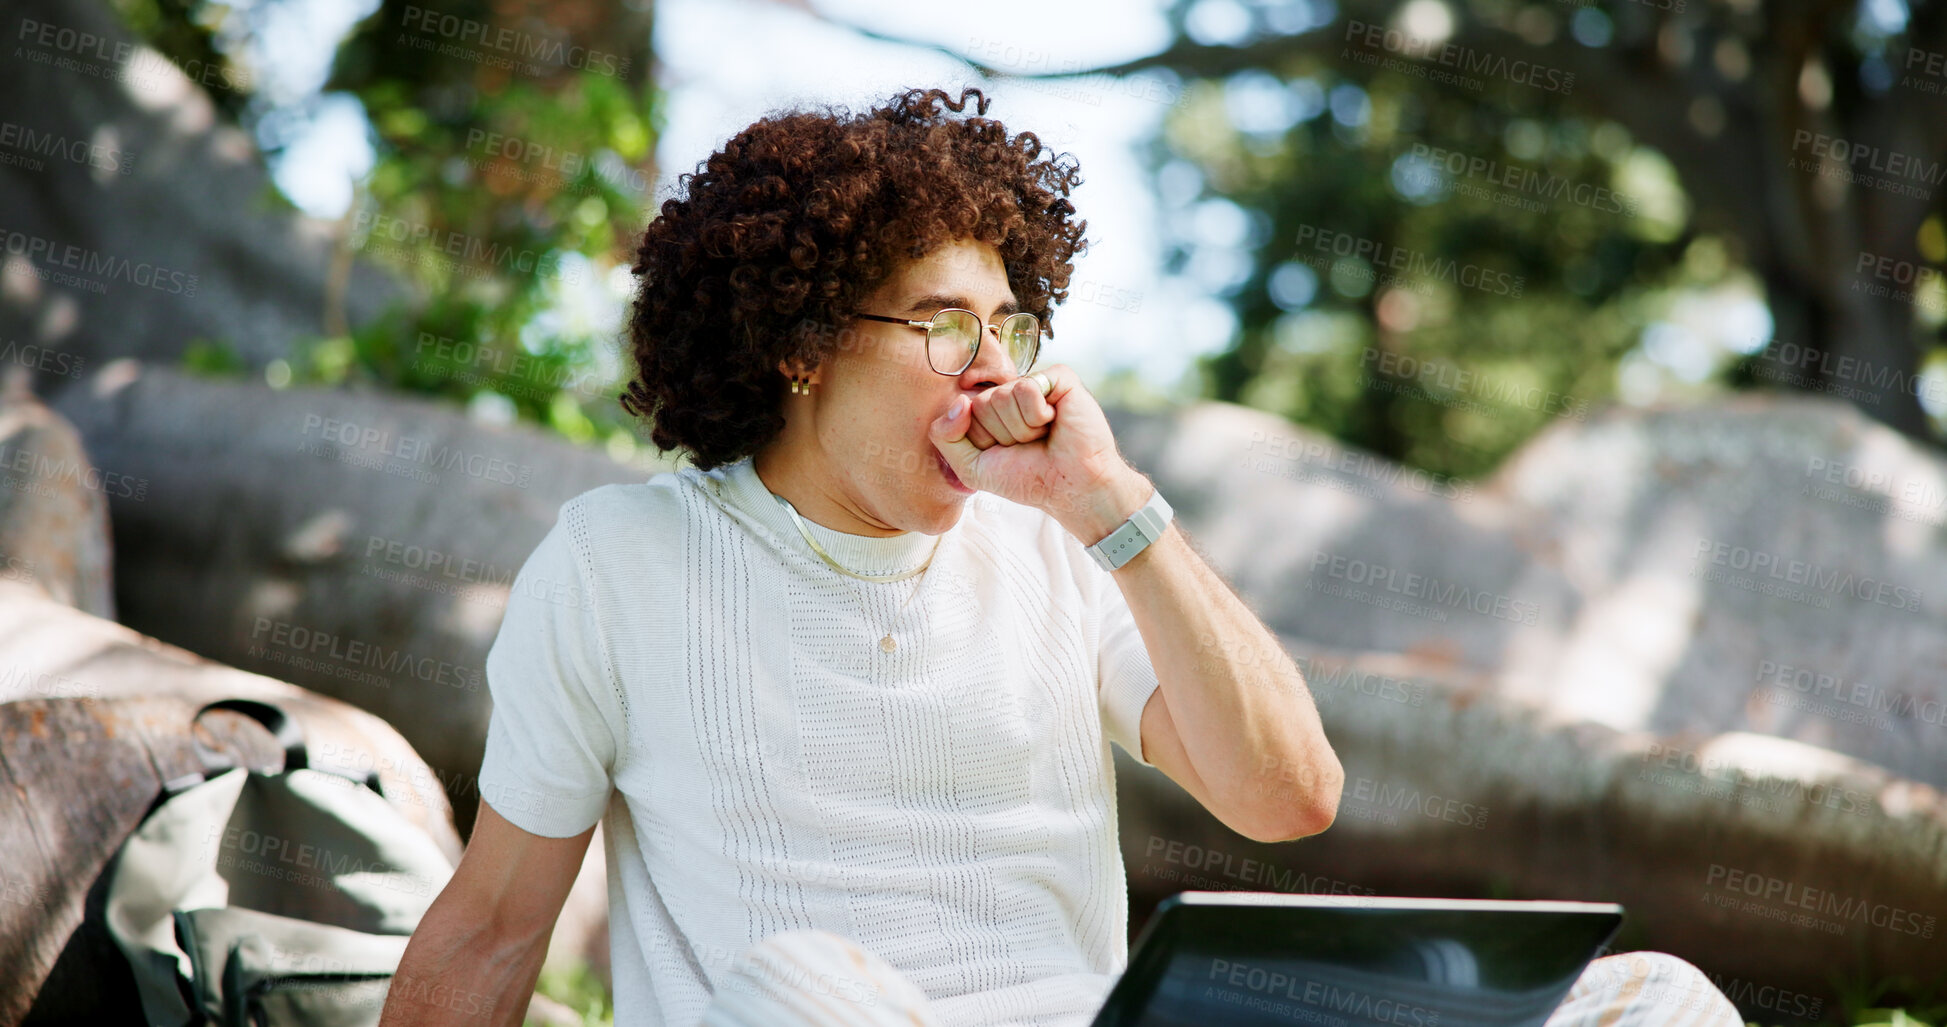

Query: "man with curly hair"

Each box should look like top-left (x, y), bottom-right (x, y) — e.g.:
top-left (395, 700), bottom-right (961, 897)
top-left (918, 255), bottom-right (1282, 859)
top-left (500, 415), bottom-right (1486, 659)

top-left (380, 87), bottom-right (1743, 1027)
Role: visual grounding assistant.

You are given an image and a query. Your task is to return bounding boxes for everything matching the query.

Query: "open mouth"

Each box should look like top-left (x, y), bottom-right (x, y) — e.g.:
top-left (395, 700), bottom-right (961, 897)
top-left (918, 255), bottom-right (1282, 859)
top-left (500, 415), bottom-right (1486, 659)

top-left (934, 448), bottom-right (974, 494)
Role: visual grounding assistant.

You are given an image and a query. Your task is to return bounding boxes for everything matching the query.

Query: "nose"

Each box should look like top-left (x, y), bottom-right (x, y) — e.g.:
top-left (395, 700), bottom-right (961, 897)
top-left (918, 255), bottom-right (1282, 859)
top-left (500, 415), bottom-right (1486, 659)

top-left (956, 324), bottom-right (1022, 389)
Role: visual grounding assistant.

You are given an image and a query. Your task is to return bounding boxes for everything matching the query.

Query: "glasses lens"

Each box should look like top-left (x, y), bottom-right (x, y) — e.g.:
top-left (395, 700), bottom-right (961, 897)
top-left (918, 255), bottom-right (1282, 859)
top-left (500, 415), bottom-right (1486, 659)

top-left (926, 309), bottom-right (980, 374)
top-left (1001, 312), bottom-right (1040, 373)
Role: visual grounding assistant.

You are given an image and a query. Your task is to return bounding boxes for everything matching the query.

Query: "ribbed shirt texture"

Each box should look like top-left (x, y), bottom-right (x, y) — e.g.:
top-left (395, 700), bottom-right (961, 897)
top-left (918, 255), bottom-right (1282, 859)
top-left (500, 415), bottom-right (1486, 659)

top-left (476, 454), bottom-right (1164, 1027)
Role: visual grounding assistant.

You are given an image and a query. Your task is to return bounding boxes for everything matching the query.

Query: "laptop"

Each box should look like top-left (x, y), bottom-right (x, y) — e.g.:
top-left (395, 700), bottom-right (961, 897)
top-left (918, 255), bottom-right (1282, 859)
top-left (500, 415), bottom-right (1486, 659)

top-left (1089, 892), bottom-right (1625, 1027)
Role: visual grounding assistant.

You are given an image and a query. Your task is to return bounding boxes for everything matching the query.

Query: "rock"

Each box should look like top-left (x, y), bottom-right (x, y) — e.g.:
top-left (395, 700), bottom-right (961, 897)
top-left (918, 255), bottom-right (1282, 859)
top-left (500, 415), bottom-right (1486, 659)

top-left (0, 0), bottom-right (405, 392)
top-left (1106, 395), bottom-right (1947, 1009)
top-left (0, 370), bottom-right (114, 617)
top-left (1484, 394), bottom-right (1947, 788)
top-left (1108, 395), bottom-right (1947, 789)
top-left (49, 361), bottom-right (677, 834)
top-left (1114, 640), bottom-right (1947, 1009)
top-left (1105, 400), bottom-right (1574, 673)
top-left (0, 577), bottom-right (460, 854)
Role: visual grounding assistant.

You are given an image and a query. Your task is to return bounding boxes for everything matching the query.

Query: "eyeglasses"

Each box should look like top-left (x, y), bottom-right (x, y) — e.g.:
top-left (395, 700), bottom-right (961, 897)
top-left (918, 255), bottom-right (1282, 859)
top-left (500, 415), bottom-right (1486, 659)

top-left (853, 308), bottom-right (1042, 376)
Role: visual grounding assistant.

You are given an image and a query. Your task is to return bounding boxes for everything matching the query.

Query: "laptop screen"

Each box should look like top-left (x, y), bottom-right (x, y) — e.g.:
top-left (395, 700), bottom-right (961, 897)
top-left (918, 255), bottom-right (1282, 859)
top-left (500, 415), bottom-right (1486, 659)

top-left (1094, 894), bottom-right (1624, 1027)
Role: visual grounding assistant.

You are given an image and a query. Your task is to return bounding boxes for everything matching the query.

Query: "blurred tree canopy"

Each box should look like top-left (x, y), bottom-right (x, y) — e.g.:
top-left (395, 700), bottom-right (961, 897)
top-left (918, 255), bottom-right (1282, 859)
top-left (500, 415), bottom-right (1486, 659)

top-left (110, 0), bottom-right (661, 455)
top-left (1042, 0), bottom-right (1947, 479)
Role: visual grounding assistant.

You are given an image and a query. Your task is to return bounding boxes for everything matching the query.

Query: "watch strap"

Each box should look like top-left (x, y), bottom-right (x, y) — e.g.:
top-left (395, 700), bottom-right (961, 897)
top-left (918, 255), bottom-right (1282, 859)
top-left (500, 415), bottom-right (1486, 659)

top-left (1086, 485), bottom-right (1173, 571)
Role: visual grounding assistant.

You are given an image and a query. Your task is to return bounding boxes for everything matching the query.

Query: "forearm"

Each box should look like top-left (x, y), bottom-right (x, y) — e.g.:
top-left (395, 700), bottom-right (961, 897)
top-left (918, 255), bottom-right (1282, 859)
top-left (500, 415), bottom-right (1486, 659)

top-left (379, 894), bottom-right (550, 1027)
top-left (1064, 471), bottom-right (1342, 838)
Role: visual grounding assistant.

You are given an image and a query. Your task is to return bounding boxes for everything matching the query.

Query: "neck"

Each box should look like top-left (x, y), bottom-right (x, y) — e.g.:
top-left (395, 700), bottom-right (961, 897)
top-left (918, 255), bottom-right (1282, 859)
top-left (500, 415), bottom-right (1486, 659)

top-left (752, 442), bottom-right (906, 538)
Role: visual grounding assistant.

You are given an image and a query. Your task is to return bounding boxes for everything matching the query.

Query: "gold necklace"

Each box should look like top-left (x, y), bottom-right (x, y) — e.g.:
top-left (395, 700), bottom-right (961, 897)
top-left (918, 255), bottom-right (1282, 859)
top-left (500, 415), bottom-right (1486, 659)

top-left (770, 492), bottom-right (941, 652)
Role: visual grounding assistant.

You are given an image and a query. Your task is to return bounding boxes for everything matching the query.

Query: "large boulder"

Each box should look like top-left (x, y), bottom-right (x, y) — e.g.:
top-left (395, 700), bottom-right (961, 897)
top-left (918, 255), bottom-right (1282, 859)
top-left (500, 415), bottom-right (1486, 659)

top-left (0, 371), bottom-right (114, 617)
top-left (1486, 394), bottom-right (1947, 786)
top-left (1104, 395), bottom-right (1947, 1017)
top-left (1115, 640), bottom-right (1947, 1016)
top-left (0, 0), bottom-right (405, 392)
top-left (1108, 394), bottom-right (1947, 789)
top-left (49, 361), bottom-right (677, 833)
top-left (0, 578), bottom-right (469, 1022)
top-left (1106, 400), bottom-right (1574, 674)
top-left (0, 577), bottom-right (460, 851)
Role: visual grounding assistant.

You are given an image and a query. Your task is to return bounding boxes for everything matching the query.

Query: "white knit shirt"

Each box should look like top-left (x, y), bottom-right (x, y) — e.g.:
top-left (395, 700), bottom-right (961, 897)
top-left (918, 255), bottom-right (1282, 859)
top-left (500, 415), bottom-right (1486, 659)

top-left (477, 453), bottom-right (1163, 1027)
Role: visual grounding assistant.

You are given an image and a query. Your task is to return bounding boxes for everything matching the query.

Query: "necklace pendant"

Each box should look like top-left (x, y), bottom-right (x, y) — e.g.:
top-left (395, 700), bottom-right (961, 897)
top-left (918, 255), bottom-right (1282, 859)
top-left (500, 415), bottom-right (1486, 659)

top-left (879, 633), bottom-right (896, 653)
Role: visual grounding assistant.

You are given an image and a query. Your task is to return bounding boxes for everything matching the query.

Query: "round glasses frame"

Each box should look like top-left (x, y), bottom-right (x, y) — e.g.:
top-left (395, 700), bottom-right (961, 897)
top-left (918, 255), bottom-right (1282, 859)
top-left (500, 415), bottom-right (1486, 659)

top-left (853, 308), bottom-right (1042, 376)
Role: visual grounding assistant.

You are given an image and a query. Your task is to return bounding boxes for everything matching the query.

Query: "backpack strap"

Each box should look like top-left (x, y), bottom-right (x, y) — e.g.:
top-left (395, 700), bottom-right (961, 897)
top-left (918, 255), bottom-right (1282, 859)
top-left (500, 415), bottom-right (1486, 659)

top-left (194, 699), bottom-right (308, 773)
top-left (185, 700), bottom-right (383, 797)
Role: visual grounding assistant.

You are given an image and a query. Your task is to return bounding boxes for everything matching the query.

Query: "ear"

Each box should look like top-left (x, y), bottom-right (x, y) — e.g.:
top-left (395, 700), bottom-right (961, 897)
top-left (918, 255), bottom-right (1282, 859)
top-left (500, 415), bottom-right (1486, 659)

top-left (776, 359), bottom-right (818, 380)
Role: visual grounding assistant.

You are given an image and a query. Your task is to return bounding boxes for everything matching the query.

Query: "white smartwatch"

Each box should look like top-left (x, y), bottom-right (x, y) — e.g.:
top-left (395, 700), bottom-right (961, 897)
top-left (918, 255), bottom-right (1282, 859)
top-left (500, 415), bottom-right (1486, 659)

top-left (1085, 485), bottom-right (1173, 571)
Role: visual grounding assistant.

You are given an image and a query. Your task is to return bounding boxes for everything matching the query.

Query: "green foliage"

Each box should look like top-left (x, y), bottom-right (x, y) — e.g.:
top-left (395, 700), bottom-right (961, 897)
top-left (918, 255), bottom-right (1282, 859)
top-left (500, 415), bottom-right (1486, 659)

top-left (1160, 63), bottom-right (1697, 480)
top-left (309, 28), bottom-right (663, 443)
top-left (179, 337), bottom-right (249, 379)
top-left (124, 0), bottom-right (663, 453)
top-left (531, 960), bottom-right (614, 1027)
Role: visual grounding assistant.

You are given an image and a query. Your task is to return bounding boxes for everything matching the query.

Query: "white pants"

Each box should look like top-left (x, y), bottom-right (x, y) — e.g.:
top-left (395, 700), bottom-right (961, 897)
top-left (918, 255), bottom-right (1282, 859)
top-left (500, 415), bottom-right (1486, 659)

top-left (696, 929), bottom-right (1746, 1027)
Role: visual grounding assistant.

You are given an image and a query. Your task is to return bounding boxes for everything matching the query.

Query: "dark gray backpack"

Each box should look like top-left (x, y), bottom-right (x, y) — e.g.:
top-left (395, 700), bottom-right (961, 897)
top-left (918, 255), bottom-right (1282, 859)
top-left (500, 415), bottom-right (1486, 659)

top-left (103, 700), bottom-right (454, 1027)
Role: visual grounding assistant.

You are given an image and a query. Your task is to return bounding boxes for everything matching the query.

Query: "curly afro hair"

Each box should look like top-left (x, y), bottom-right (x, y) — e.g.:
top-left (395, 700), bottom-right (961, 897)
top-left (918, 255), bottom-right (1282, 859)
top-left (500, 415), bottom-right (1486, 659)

top-left (620, 85), bottom-right (1089, 470)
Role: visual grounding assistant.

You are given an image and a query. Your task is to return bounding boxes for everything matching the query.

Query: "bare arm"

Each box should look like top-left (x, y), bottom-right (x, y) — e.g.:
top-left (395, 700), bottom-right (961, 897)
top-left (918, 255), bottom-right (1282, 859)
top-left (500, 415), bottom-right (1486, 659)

top-left (1067, 471), bottom-right (1343, 844)
top-left (379, 800), bottom-right (595, 1027)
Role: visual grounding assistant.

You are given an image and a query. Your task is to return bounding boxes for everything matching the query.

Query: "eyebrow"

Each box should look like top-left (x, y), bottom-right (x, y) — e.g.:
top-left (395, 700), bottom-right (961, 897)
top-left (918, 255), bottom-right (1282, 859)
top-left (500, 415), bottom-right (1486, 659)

top-left (901, 292), bottom-right (1022, 319)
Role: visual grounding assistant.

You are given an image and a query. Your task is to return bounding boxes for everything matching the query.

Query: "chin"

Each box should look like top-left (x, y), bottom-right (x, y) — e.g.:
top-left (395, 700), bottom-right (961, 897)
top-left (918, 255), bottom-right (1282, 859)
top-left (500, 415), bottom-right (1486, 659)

top-left (912, 493), bottom-right (970, 533)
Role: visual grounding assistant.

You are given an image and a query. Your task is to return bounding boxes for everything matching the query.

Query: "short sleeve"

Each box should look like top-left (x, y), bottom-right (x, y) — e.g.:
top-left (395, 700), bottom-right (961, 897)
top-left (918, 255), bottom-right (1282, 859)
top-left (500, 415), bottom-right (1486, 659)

top-left (1071, 532), bottom-right (1162, 769)
top-left (476, 502), bottom-right (623, 837)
